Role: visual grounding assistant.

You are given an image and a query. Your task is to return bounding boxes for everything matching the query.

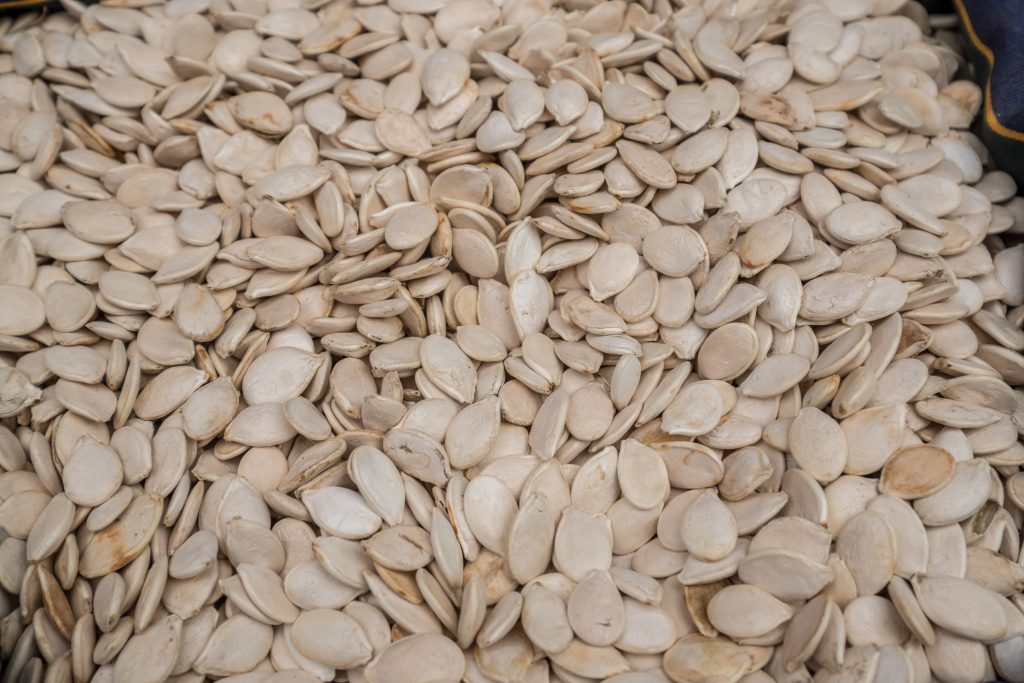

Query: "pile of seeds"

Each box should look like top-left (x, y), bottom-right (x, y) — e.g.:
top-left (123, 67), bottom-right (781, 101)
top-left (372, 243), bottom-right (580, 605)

top-left (2, 0), bottom-right (1024, 681)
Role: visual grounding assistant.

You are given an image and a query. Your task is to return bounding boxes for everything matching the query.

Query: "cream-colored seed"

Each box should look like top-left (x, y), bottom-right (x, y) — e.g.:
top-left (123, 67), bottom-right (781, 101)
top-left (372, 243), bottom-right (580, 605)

top-left (0, 1), bottom-right (1020, 682)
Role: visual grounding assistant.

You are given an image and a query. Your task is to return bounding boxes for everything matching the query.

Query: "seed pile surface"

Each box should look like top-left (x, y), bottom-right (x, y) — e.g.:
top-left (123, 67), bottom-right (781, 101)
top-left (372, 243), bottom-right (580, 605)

top-left (1, 0), bottom-right (1024, 682)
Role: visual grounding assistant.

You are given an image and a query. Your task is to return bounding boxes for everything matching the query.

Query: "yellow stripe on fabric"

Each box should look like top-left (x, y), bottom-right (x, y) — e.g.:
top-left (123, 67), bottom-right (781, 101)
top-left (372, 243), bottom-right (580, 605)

top-left (0, 0), bottom-right (49, 7)
top-left (954, 0), bottom-right (1024, 142)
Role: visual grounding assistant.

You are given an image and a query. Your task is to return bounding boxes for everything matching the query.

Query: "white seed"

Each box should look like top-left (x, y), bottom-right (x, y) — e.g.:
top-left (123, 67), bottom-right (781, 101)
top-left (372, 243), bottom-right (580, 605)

top-left (0, 3), bottom-right (1019, 682)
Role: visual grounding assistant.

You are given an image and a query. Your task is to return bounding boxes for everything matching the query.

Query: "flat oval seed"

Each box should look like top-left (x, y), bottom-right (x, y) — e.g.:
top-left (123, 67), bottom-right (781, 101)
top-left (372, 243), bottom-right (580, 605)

top-left (0, 285), bottom-right (45, 336)
top-left (237, 563), bottom-right (298, 624)
top-left (567, 570), bottom-right (625, 646)
top-left (63, 438), bottom-right (123, 507)
top-left (0, 5), bottom-right (1022, 683)
top-left (302, 487), bottom-right (382, 539)
top-left (913, 575), bottom-right (1007, 641)
top-left (681, 490), bottom-right (738, 562)
top-left (26, 493), bottom-right (75, 563)
top-left (291, 608), bottom-right (373, 669)
top-left (789, 408), bottom-right (847, 484)
top-left (836, 511), bottom-right (897, 596)
top-left (617, 439), bottom-right (669, 511)
top-left (879, 445), bottom-right (956, 499)
top-left (707, 584), bottom-right (794, 639)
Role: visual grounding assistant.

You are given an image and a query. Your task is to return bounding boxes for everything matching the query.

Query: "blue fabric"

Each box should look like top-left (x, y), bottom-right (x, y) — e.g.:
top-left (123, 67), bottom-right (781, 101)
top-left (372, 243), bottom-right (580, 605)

top-left (962, 0), bottom-right (1024, 132)
top-left (949, 0), bottom-right (1024, 183)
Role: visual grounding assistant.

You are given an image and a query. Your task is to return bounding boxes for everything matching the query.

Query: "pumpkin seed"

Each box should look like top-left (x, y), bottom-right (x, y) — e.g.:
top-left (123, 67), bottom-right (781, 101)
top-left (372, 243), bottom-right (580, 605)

top-left (0, 3), bottom-right (1020, 682)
